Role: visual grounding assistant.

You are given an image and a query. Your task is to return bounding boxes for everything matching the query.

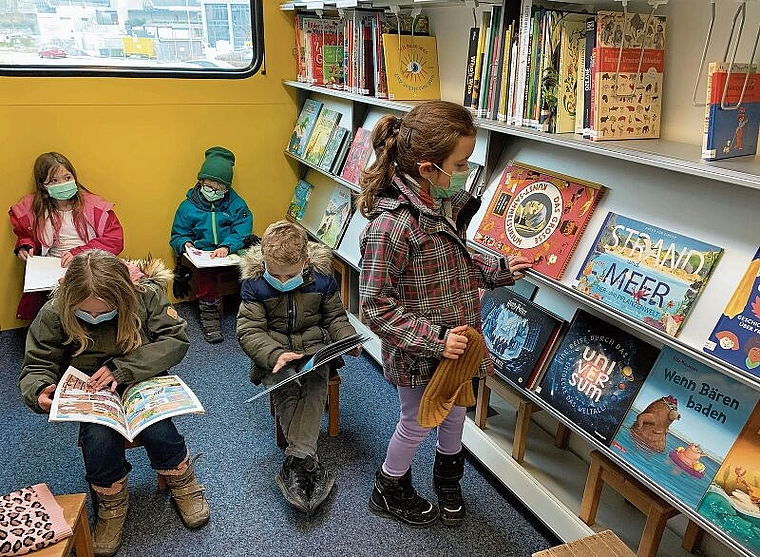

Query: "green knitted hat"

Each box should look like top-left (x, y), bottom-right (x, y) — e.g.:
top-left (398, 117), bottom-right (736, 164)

top-left (197, 146), bottom-right (235, 187)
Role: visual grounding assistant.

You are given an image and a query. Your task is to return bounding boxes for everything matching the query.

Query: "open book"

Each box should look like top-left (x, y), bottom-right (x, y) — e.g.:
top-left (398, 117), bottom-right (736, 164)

top-left (246, 333), bottom-right (368, 402)
top-left (184, 246), bottom-right (241, 268)
top-left (49, 367), bottom-right (204, 441)
top-left (24, 256), bottom-right (66, 292)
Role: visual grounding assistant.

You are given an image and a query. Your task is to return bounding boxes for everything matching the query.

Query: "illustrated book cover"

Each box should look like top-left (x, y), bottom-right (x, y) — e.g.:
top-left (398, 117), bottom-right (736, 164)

top-left (591, 10), bottom-right (666, 140)
top-left (697, 400), bottom-right (760, 556)
top-left (287, 179), bottom-right (314, 222)
top-left (481, 287), bottom-right (565, 389)
top-left (24, 256), bottom-right (66, 292)
top-left (534, 309), bottom-right (660, 445)
top-left (381, 33), bottom-right (441, 101)
top-left (303, 108), bottom-right (342, 166)
top-left (472, 162), bottom-right (605, 280)
top-left (611, 346), bottom-right (759, 509)
top-left (702, 62), bottom-right (760, 161)
top-left (703, 245), bottom-right (760, 379)
top-left (339, 127), bottom-right (373, 185)
top-left (287, 99), bottom-right (323, 158)
top-left (315, 184), bottom-right (353, 249)
top-left (318, 127), bottom-right (350, 173)
top-left (50, 367), bottom-right (205, 442)
top-left (574, 212), bottom-right (723, 337)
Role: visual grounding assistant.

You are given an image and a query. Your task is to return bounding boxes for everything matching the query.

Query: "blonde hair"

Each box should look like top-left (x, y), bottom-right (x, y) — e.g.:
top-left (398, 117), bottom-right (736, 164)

top-left (261, 220), bottom-right (308, 266)
top-left (357, 101), bottom-right (476, 218)
top-left (54, 250), bottom-right (144, 356)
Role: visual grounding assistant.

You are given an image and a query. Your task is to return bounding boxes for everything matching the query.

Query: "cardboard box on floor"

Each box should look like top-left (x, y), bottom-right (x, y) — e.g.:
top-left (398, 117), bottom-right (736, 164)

top-left (533, 530), bottom-right (635, 557)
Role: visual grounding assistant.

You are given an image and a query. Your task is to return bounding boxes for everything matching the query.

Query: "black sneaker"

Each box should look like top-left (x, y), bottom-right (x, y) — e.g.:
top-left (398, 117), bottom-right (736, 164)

top-left (275, 455), bottom-right (310, 513)
top-left (369, 467), bottom-right (439, 527)
top-left (303, 456), bottom-right (335, 515)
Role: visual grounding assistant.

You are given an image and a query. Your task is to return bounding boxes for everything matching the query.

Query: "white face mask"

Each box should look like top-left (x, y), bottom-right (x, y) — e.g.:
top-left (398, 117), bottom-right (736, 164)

top-left (200, 185), bottom-right (226, 203)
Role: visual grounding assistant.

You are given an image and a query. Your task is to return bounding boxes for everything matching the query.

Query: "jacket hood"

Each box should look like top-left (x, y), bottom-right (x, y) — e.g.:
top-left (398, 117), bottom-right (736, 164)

top-left (366, 175), bottom-right (436, 220)
top-left (240, 241), bottom-right (333, 280)
top-left (124, 257), bottom-right (173, 290)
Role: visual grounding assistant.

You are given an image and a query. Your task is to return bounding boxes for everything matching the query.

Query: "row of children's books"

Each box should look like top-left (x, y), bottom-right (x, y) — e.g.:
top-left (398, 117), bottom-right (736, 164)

top-left (288, 181), bottom-right (355, 252)
top-left (485, 283), bottom-right (760, 556)
top-left (293, 9), bottom-right (440, 101)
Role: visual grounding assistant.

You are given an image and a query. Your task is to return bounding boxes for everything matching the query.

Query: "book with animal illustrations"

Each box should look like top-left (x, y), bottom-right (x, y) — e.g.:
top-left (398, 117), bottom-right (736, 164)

top-left (472, 162), bottom-right (605, 280)
top-left (288, 99), bottom-right (323, 158)
top-left (303, 108), bottom-right (342, 166)
top-left (534, 309), bottom-right (660, 446)
top-left (591, 10), bottom-right (666, 140)
top-left (703, 246), bottom-right (760, 380)
top-left (611, 347), bottom-right (759, 510)
top-left (574, 212), bottom-right (723, 337)
top-left (315, 184), bottom-right (353, 249)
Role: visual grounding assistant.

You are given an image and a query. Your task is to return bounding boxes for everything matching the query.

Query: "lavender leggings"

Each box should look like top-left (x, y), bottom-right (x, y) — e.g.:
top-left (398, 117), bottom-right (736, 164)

top-left (382, 385), bottom-right (467, 477)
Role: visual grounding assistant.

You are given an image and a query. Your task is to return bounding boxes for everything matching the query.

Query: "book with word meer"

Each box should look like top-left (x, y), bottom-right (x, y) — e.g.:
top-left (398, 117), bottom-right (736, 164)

top-left (287, 179), bottom-right (314, 222)
top-left (50, 367), bottom-right (204, 442)
top-left (611, 347), bottom-right (759, 510)
top-left (246, 333), bottom-right (369, 402)
top-left (24, 256), bottom-right (66, 292)
top-left (574, 212), bottom-right (723, 337)
top-left (184, 246), bottom-right (241, 268)
top-left (287, 99), bottom-right (323, 158)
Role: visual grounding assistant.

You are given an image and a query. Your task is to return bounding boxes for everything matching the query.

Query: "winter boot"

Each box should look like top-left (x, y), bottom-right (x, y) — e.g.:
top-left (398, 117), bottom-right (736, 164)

top-left (91, 476), bottom-right (129, 557)
top-left (160, 456), bottom-right (210, 529)
top-left (275, 455), bottom-right (311, 514)
top-left (433, 450), bottom-right (466, 526)
top-left (303, 455), bottom-right (335, 515)
top-left (198, 299), bottom-right (223, 343)
top-left (369, 467), bottom-right (439, 527)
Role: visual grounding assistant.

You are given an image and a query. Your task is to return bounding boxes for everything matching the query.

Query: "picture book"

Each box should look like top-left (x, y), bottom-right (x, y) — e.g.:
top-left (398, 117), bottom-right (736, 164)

top-left (288, 99), bottom-right (323, 158)
top-left (611, 347), bottom-right (759, 510)
top-left (287, 179), bottom-right (313, 222)
top-left (472, 162), bottom-right (605, 280)
top-left (24, 256), bottom-right (66, 292)
top-left (697, 400), bottom-right (760, 556)
top-left (246, 333), bottom-right (369, 402)
top-left (339, 127), bottom-right (373, 185)
top-left (331, 129), bottom-right (353, 175)
top-left (50, 367), bottom-right (205, 442)
top-left (184, 246), bottom-right (241, 268)
top-left (574, 212), bottom-right (723, 338)
top-left (315, 184), bottom-right (353, 249)
top-left (481, 287), bottom-right (565, 389)
top-left (591, 11), bottom-right (666, 141)
top-left (318, 127), bottom-right (350, 173)
top-left (534, 309), bottom-right (660, 445)
top-left (302, 17), bottom-right (342, 87)
top-left (382, 33), bottom-right (441, 101)
top-left (703, 245), bottom-right (760, 380)
top-left (304, 108), bottom-right (342, 166)
top-left (702, 62), bottom-right (760, 161)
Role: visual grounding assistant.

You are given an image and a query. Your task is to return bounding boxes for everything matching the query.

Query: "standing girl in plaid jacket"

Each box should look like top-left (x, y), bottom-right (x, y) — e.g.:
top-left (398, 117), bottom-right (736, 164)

top-left (357, 101), bottom-right (532, 528)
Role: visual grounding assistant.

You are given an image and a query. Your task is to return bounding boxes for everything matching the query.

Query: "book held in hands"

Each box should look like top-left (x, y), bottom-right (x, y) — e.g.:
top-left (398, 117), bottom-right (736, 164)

top-left (24, 256), bottom-right (66, 292)
top-left (184, 245), bottom-right (241, 268)
top-left (49, 367), bottom-right (205, 442)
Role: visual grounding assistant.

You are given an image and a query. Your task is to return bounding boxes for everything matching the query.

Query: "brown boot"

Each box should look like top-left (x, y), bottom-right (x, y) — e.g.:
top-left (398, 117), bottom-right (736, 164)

top-left (160, 455), bottom-right (210, 529)
top-left (91, 476), bottom-right (129, 557)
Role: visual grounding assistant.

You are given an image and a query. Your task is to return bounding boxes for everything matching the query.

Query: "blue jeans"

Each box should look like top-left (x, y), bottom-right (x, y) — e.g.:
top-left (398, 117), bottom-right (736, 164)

top-left (80, 419), bottom-right (187, 488)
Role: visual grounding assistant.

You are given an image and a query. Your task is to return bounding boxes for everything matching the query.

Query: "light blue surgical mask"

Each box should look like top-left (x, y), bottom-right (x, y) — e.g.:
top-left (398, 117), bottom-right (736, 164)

top-left (429, 164), bottom-right (471, 199)
top-left (263, 269), bottom-right (304, 292)
top-left (46, 179), bottom-right (78, 201)
top-left (75, 308), bottom-right (118, 325)
top-left (200, 185), bottom-right (226, 203)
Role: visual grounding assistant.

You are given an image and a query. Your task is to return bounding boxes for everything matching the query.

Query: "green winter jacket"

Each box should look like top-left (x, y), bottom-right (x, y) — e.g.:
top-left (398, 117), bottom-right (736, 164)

top-left (18, 260), bottom-right (189, 413)
top-left (236, 241), bottom-right (356, 383)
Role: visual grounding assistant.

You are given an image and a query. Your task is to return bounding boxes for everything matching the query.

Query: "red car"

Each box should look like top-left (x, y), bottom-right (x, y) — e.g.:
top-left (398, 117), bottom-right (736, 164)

top-left (38, 46), bottom-right (67, 59)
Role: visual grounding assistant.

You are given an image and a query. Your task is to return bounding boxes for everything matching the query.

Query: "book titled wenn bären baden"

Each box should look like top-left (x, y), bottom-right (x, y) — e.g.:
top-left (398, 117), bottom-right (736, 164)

top-left (574, 212), bottom-right (723, 337)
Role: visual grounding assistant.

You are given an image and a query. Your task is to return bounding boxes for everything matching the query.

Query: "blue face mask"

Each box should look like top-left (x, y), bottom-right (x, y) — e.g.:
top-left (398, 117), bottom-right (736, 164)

top-left (263, 269), bottom-right (304, 292)
top-left (75, 308), bottom-right (118, 325)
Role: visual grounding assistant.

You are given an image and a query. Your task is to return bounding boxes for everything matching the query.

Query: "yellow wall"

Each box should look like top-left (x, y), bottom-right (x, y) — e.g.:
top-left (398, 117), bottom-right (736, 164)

top-left (0, 5), bottom-right (298, 331)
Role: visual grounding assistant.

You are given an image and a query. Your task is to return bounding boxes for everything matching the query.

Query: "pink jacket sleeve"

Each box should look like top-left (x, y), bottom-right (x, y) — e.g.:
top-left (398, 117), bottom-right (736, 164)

top-left (70, 210), bottom-right (124, 256)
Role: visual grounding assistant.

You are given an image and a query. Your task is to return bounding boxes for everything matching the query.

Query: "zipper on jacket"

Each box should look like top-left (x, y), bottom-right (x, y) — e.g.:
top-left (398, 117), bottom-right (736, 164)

top-left (211, 203), bottom-right (218, 245)
top-left (286, 292), bottom-right (295, 350)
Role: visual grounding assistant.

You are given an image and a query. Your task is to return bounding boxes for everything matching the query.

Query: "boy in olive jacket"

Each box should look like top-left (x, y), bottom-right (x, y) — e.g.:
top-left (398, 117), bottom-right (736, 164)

top-left (237, 220), bottom-right (358, 516)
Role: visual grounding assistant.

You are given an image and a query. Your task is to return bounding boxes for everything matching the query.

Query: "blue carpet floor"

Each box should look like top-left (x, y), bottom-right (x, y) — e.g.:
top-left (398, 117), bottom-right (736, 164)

top-left (0, 303), bottom-right (557, 556)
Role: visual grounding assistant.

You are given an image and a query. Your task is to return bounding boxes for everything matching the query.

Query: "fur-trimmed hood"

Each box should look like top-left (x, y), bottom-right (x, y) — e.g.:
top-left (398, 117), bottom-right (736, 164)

top-left (239, 241), bottom-right (333, 280)
top-left (123, 257), bottom-right (174, 291)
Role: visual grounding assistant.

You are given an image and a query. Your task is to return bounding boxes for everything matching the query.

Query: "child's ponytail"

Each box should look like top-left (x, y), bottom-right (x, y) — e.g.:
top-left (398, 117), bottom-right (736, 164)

top-left (357, 115), bottom-right (401, 218)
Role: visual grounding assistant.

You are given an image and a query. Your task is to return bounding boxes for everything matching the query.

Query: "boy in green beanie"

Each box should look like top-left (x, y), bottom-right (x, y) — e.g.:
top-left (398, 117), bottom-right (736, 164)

top-left (170, 146), bottom-right (253, 343)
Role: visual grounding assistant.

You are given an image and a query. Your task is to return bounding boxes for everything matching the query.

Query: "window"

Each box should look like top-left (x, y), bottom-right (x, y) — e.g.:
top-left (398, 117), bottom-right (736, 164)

top-left (0, 0), bottom-right (263, 76)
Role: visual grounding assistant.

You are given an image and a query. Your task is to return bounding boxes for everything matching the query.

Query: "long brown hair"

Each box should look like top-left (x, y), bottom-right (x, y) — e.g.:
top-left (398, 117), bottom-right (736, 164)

top-left (53, 250), bottom-right (144, 356)
top-left (31, 152), bottom-right (91, 246)
top-left (357, 101), bottom-right (476, 218)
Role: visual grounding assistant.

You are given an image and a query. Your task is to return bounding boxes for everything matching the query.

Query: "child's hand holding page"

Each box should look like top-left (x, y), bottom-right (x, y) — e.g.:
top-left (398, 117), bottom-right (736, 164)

top-left (273, 351), bottom-right (305, 374)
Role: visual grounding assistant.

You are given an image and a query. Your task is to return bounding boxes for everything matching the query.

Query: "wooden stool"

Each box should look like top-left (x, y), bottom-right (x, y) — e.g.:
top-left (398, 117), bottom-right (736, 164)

top-left (475, 375), bottom-right (571, 463)
top-left (580, 450), bottom-right (704, 557)
top-left (532, 529), bottom-right (635, 557)
top-left (331, 258), bottom-right (351, 310)
top-left (32, 493), bottom-right (94, 557)
top-left (271, 369), bottom-right (341, 449)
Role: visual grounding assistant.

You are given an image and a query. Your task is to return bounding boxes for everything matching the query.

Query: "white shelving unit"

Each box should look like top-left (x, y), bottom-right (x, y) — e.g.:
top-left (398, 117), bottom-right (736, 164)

top-left (279, 2), bottom-right (760, 556)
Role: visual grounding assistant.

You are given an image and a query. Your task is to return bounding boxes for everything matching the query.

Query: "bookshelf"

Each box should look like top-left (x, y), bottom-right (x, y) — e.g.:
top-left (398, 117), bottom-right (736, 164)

top-left (279, 2), bottom-right (760, 556)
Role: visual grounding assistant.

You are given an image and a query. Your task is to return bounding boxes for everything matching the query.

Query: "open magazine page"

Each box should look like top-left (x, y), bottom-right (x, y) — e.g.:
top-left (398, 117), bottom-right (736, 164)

top-left (184, 246), bottom-right (241, 268)
top-left (49, 366), bottom-right (129, 438)
top-left (123, 375), bottom-right (205, 440)
top-left (24, 256), bottom-right (66, 292)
